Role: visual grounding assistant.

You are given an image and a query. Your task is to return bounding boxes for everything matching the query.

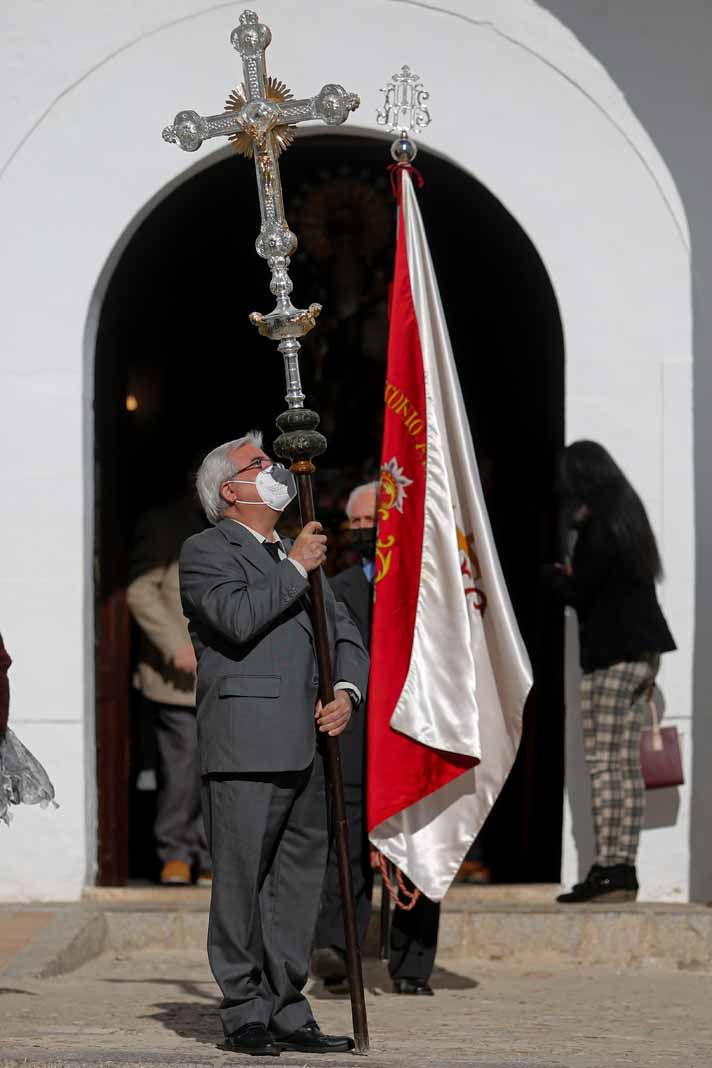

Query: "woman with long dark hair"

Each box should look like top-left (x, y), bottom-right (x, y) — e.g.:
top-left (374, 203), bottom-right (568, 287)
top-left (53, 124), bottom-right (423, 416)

top-left (546, 441), bottom-right (676, 902)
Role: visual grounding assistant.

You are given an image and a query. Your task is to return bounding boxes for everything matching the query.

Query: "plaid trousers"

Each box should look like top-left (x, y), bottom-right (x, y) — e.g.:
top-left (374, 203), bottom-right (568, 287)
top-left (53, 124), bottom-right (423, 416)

top-left (580, 659), bottom-right (657, 866)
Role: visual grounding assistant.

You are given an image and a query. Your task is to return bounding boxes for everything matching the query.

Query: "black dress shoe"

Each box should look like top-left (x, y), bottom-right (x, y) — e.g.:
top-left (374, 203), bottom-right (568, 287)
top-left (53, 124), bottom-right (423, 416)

top-left (221, 1022), bottom-right (281, 1057)
top-left (392, 978), bottom-right (434, 995)
top-left (276, 1023), bottom-right (354, 1053)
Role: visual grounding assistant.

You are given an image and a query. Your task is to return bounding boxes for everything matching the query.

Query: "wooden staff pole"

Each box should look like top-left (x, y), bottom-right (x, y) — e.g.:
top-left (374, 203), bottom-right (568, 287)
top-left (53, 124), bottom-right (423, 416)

top-left (289, 457), bottom-right (369, 1055)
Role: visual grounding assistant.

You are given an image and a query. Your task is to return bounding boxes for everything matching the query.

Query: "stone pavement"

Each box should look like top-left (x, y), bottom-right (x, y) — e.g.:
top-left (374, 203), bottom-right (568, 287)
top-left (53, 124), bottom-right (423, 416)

top-left (4, 886), bottom-right (712, 975)
top-left (1, 946), bottom-right (711, 1068)
top-left (0, 911), bottom-right (54, 973)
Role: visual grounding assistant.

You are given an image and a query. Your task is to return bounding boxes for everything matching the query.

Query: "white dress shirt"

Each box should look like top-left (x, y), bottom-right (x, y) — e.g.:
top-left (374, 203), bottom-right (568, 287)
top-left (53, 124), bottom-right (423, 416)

top-left (231, 519), bottom-right (307, 577)
top-left (230, 520), bottom-right (361, 707)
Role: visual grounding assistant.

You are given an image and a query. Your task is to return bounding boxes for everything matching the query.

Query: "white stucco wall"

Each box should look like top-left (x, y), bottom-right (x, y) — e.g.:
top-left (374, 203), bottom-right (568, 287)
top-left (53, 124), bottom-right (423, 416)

top-left (0, 0), bottom-right (693, 900)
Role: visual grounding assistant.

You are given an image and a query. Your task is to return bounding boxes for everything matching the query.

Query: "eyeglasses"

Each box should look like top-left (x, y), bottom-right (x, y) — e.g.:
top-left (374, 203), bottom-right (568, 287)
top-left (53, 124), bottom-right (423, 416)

top-left (231, 458), bottom-right (285, 478)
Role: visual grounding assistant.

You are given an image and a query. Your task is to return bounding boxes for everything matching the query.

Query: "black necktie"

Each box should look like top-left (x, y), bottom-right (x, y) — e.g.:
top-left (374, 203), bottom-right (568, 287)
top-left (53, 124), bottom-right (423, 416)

top-left (263, 540), bottom-right (282, 563)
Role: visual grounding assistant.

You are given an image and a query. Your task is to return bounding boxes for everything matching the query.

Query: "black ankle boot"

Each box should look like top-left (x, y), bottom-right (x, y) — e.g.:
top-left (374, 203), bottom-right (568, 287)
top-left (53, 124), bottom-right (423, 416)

top-left (609, 863), bottom-right (639, 896)
top-left (557, 863), bottom-right (638, 903)
top-left (557, 864), bottom-right (605, 903)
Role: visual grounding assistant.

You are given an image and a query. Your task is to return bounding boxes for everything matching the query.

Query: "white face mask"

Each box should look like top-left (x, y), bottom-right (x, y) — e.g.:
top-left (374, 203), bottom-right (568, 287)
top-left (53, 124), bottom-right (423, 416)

top-left (226, 464), bottom-right (297, 512)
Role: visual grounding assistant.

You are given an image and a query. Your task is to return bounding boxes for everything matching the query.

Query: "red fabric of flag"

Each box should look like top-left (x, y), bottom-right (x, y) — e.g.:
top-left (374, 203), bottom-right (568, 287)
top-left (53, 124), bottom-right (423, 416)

top-left (367, 213), bottom-right (474, 834)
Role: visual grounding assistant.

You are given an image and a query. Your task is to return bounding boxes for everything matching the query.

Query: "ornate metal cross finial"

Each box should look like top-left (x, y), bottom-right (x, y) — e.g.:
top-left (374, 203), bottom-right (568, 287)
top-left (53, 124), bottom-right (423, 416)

top-left (162, 9), bottom-right (360, 410)
top-left (376, 65), bottom-right (431, 135)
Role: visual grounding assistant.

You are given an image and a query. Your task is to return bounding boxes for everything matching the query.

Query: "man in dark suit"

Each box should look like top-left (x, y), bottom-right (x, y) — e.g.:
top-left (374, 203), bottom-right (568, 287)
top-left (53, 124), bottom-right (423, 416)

top-left (180, 432), bottom-right (369, 1057)
top-left (312, 482), bottom-right (441, 996)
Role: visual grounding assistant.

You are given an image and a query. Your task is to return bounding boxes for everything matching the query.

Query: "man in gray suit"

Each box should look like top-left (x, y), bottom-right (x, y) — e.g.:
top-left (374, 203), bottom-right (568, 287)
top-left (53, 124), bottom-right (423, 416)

top-left (179, 431), bottom-right (369, 1058)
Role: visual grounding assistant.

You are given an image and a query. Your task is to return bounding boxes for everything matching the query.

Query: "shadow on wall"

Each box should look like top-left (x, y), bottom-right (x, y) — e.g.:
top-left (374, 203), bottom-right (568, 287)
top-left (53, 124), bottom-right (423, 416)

top-left (645, 787), bottom-right (681, 831)
top-left (691, 569), bottom-right (712, 901)
top-left (565, 614), bottom-right (681, 885)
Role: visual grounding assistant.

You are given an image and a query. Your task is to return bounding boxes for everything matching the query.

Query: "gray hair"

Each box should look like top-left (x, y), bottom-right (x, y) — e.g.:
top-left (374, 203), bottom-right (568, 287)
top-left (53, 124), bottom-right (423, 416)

top-left (345, 480), bottom-right (380, 519)
top-left (196, 431), bottom-right (263, 524)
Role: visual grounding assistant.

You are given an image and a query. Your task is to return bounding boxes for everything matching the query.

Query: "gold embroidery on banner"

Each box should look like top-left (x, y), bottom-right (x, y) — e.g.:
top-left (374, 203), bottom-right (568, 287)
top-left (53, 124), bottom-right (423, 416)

top-left (383, 382), bottom-right (427, 468)
top-left (457, 526), bottom-right (487, 615)
top-left (375, 459), bottom-right (413, 586)
top-left (379, 459), bottom-right (413, 518)
top-left (374, 534), bottom-right (395, 586)
top-left (374, 381), bottom-right (426, 587)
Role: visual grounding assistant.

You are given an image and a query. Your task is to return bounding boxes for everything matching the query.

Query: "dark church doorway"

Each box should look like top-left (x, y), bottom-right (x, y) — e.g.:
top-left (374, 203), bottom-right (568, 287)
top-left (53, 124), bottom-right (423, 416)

top-left (94, 133), bottom-right (565, 886)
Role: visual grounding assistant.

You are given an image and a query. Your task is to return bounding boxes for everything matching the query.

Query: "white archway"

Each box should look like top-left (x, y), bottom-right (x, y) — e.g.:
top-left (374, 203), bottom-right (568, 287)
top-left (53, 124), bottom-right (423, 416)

top-left (0, 0), bottom-right (692, 900)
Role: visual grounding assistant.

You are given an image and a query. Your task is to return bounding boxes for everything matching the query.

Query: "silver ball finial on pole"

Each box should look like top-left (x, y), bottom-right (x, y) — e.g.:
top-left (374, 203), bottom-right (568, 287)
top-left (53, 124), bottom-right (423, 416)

top-left (390, 130), bottom-right (418, 163)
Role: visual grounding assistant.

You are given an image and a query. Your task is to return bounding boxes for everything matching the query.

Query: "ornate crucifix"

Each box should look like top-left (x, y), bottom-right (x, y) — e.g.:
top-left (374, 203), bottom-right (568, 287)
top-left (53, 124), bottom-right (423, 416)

top-left (163, 9), bottom-right (359, 407)
top-left (162, 9), bottom-right (369, 1054)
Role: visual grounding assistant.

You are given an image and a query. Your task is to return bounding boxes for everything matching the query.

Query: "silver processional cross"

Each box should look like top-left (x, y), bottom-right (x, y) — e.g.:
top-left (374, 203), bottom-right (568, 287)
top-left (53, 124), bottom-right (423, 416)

top-left (162, 13), bottom-right (370, 1054)
top-left (162, 9), bottom-right (359, 410)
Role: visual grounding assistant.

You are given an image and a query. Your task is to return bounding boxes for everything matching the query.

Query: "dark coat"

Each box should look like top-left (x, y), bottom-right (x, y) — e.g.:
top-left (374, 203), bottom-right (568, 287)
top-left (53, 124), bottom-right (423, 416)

top-left (329, 565), bottom-right (372, 787)
top-left (546, 524), bottom-right (676, 673)
top-left (179, 520), bottom-right (369, 775)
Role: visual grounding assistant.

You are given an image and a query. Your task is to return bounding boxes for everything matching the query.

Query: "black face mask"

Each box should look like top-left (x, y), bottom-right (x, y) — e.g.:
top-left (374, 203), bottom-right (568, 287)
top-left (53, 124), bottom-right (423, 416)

top-left (349, 527), bottom-right (377, 560)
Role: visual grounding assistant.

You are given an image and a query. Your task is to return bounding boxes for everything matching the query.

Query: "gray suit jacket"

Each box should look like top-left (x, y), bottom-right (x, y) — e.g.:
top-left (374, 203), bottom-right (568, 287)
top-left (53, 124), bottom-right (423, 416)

top-left (179, 519), bottom-right (369, 775)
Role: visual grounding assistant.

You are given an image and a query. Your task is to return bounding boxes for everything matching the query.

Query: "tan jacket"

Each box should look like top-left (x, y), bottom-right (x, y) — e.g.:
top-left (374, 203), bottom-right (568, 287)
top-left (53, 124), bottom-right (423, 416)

top-left (127, 560), bottom-right (196, 707)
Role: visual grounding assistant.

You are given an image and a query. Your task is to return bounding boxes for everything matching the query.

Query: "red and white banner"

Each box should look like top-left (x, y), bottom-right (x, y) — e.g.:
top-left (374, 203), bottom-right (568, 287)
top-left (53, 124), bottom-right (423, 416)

top-left (367, 169), bottom-right (532, 901)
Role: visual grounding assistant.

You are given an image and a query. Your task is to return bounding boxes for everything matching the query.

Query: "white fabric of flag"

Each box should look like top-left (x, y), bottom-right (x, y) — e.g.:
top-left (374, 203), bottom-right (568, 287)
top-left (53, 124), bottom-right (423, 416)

top-left (369, 171), bottom-right (533, 901)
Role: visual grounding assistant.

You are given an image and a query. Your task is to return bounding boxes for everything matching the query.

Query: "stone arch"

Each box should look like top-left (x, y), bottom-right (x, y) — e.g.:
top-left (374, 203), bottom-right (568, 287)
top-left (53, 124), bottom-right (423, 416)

top-left (91, 131), bottom-right (566, 882)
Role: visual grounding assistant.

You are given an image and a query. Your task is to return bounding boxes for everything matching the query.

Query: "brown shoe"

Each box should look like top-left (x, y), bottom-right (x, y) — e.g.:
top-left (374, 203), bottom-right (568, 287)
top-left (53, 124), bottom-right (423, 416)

top-left (455, 860), bottom-right (491, 885)
top-left (160, 860), bottom-right (191, 885)
top-left (196, 871), bottom-right (212, 888)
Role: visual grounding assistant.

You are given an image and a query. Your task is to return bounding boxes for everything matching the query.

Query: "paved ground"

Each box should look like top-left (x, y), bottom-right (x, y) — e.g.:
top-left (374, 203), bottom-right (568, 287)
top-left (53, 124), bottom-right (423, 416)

top-left (0, 911), bottom-right (55, 972)
top-left (1, 947), bottom-right (711, 1067)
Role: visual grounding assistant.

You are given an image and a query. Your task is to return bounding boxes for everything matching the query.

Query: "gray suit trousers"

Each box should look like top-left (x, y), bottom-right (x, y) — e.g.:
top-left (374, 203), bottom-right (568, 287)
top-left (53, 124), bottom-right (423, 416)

top-left (201, 754), bottom-right (328, 1037)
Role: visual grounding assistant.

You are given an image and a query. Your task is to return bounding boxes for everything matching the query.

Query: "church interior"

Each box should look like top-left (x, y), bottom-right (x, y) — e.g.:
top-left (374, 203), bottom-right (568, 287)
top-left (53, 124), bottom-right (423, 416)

top-left (94, 133), bottom-right (566, 886)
